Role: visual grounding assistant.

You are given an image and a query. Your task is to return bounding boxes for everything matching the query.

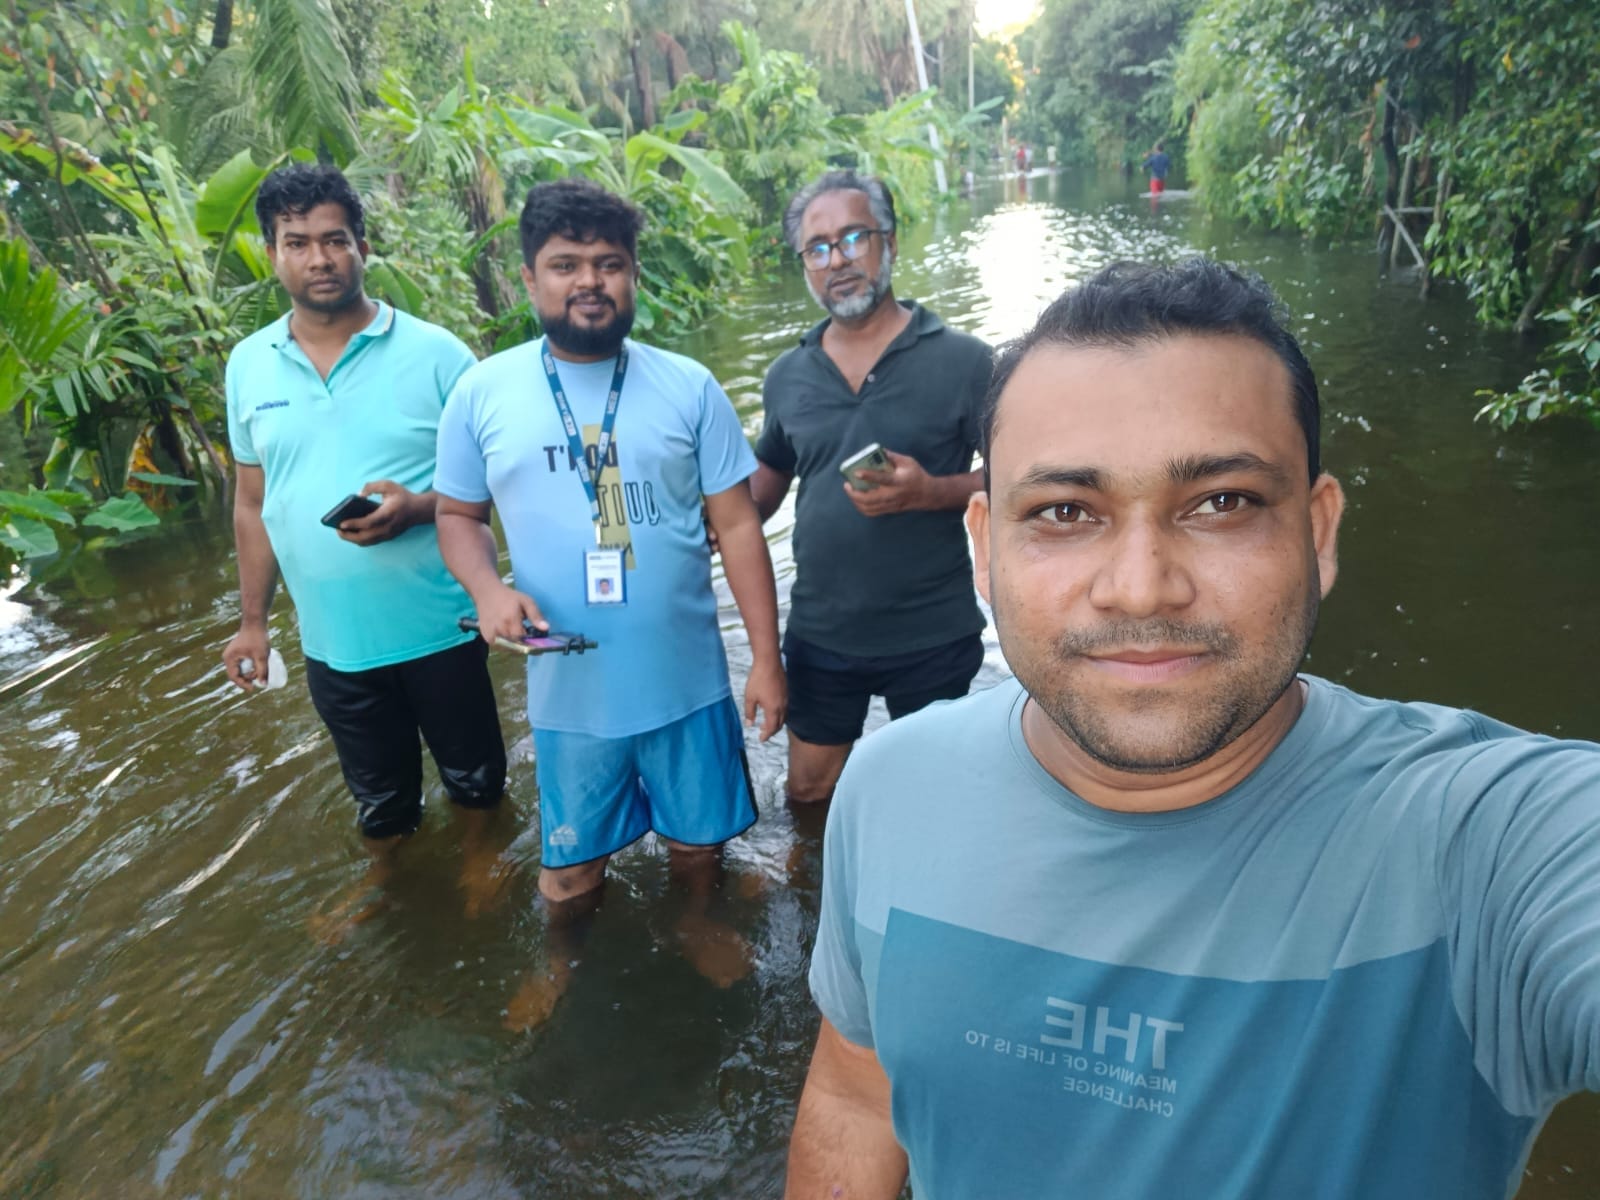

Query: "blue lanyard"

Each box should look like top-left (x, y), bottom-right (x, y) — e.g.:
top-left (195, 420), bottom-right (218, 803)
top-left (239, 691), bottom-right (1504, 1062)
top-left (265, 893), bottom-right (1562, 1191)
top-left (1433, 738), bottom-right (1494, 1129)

top-left (541, 337), bottom-right (629, 542)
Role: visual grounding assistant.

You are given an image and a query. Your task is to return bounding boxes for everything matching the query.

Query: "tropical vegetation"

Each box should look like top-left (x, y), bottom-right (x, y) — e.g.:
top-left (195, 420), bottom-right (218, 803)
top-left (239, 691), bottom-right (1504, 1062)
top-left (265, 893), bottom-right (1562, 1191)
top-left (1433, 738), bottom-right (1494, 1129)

top-left (1014, 0), bottom-right (1599, 432)
top-left (0, 0), bottom-right (1011, 576)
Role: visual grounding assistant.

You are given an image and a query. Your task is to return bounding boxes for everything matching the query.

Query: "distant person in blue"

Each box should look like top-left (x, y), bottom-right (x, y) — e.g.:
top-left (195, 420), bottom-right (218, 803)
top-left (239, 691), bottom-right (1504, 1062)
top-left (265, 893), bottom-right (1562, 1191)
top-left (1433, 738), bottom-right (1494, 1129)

top-left (434, 179), bottom-right (786, 1028)
top-left (785, 259), bottom-right (1600, 1198)
top-left (221, 164), bottom-right (506, 916)
top-left (1142, 140), bottom-right (1172, 196)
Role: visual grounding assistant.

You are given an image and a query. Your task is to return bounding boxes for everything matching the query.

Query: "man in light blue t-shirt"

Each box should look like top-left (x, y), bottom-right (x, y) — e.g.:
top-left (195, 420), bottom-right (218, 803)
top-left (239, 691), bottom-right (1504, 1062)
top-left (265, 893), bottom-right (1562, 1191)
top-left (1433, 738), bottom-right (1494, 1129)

top-left (787, 260), bottom-right (1600, 1198)
top-left (222, 165), bottom-right (505, 905)
top-left (436, 179), bottom-right (786, 1027)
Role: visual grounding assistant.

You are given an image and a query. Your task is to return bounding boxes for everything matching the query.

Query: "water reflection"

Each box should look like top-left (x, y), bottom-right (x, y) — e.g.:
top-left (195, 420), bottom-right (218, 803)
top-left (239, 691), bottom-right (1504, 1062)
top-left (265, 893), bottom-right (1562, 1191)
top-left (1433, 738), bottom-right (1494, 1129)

top-left (2, 173), bottom-right (1597, 1197)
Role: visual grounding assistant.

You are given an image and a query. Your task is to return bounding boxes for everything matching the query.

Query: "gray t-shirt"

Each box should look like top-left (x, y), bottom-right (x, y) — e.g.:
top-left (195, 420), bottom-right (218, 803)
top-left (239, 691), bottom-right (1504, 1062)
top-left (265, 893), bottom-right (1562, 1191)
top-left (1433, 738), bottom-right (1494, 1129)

top-left (756, 303), bottom-right (992, 657)
top-left (812, 675), bottom-right (1600, 1198)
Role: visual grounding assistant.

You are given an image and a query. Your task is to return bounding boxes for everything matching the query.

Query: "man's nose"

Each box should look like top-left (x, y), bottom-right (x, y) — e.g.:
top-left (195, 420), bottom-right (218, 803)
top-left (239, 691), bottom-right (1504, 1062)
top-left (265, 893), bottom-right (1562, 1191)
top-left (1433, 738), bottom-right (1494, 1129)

top-left (1086, 519), bottom-right (1195, 618)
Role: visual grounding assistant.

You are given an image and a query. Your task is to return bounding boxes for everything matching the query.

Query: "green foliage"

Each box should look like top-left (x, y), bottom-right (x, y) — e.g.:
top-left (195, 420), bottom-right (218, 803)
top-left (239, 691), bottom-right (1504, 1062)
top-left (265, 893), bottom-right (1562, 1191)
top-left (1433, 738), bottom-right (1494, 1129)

top-left (1182, 89), bottom-right (1263, 213)
top-left (667, 23), bottom-right (840, 226)
top-left (1476, 278), bottom-right (1600, 431)
top-left (0, 484), bottom-right (158, 573)
top-left (1020, 0), bottom-right (1194, 165)
top-left (1232, 145), bottom-right (1360, 239)
top-left (1168, 0), bottom-right (1600, 437)
top-left (1424, 0), bottom-right (1600, 324)
top-left (0, 0), bottom-right (991, 583)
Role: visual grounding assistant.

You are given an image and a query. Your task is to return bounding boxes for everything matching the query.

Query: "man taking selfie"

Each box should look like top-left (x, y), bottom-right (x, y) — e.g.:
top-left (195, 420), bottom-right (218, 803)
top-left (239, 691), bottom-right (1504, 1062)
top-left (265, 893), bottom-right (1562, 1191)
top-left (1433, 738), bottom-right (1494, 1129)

top-left (787, 259), bottom-right (1600, 1199)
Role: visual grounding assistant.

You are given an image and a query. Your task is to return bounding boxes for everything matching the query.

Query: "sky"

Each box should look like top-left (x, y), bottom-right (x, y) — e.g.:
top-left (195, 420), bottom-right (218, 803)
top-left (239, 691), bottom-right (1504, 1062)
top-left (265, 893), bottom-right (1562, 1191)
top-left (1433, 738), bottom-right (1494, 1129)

top-left (973, 0), bottom-right (1041, 36)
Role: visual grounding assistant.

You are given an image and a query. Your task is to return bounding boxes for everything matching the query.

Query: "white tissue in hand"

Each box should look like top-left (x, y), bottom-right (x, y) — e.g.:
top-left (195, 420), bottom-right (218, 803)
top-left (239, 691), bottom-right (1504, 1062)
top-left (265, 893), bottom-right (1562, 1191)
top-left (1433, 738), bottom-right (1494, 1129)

top-left (260, 647), bottom-right (288, 690)
top-left (237, 649), bottom-right (288, 690)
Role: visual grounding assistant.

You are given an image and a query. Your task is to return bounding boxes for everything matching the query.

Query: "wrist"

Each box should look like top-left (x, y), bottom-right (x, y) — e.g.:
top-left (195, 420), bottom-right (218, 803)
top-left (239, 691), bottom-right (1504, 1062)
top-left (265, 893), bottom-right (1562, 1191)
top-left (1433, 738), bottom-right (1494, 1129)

top-left (239, 614), bottom-right (269, 633)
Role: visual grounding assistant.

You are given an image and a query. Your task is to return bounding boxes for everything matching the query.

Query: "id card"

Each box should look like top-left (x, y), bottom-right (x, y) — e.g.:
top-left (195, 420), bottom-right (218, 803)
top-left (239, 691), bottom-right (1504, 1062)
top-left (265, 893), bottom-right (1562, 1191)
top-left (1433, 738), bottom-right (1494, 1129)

top-left (584, 547), bottom-right (626, 606)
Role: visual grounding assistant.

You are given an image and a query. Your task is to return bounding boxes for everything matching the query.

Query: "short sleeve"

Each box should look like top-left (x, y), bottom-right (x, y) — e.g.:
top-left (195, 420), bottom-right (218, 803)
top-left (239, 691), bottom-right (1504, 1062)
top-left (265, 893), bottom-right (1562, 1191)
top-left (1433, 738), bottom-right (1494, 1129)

top-left (753, 372), bottom-right (797, 473)
top-left (695, 372), bottom-right (758, 497)
top-left (1436, 734), bottom-right (1600, 1114)
top-left (808, 767), bottom-right (877, 1049)
top-left (433, 378), bottom-right (492, 503)
top-left (435, 333), bottom-right (479, 407)
top-left (960, 338), bottom-right (995, 458)
top-left (224, 353), bottom-right (259, 467)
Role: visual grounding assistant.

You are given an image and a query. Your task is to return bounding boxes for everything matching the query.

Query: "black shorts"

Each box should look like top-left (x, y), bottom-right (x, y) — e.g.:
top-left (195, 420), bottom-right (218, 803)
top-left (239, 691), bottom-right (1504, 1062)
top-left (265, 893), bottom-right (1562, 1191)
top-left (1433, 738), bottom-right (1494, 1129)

top-left (305, 638), bottom-right (507, 840)
top-left (782, 630), bottom-right (985, 746)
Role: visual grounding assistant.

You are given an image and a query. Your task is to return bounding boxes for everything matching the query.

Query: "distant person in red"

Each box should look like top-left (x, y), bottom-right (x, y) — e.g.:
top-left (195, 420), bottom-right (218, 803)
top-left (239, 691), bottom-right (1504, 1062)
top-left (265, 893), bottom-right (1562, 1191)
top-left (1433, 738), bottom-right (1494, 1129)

top-left (1142, 141), bottom-right (1172, 196)
top-left (1015, 143), bottom-right (1028, 173)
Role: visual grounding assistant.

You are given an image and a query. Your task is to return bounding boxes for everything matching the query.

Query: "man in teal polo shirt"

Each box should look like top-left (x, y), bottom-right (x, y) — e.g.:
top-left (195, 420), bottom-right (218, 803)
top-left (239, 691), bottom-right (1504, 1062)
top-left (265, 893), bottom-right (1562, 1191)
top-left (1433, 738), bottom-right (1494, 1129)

top-left (221, 164), bottom-right (506, 897)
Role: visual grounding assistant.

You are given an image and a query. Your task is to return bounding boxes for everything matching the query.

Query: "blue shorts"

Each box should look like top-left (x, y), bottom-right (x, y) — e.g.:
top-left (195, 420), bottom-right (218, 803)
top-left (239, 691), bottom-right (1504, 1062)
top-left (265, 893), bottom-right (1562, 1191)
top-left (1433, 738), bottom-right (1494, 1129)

top-left (532, 696), bottom-right (757, 869)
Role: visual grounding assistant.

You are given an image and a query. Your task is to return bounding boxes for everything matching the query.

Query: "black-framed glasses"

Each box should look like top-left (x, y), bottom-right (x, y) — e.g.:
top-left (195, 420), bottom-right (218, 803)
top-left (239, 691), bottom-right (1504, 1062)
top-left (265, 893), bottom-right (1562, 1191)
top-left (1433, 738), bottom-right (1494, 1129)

top-left (798, 228), bottom-right (887, 271)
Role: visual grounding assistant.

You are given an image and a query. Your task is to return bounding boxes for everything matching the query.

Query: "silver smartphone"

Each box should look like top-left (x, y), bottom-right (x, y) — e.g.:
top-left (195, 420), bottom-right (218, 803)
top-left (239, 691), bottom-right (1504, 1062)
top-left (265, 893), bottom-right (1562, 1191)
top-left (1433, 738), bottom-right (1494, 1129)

top-left (839, 442), bottom-right (892, 491)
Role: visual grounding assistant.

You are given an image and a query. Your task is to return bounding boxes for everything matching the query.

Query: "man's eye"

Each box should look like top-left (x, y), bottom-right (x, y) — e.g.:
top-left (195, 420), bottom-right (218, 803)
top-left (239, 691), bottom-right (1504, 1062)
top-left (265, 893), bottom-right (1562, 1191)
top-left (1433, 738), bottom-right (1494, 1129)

top-left (1193, 492), bottom-right (1249, 515)
top-left (1039, 502), bottom-right (1089, 524)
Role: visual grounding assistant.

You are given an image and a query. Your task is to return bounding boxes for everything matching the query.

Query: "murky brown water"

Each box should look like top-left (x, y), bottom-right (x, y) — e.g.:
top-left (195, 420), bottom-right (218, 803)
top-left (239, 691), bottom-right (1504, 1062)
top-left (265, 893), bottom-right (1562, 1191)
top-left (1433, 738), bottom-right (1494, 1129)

top-left (3, 171), bottom-right (1597, 1197)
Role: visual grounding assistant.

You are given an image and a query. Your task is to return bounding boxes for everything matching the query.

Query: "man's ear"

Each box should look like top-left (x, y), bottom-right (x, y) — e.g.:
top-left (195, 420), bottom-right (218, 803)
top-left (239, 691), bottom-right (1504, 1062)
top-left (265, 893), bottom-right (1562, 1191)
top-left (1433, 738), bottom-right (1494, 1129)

top-left (520, 262), bottom-right (537, 301)
top-left (966, 490), bottom-right (992, 606)
top-left (1309, 473), bottom-right (1345, 599)
top-left (357, 238), bottom-right (371, 261)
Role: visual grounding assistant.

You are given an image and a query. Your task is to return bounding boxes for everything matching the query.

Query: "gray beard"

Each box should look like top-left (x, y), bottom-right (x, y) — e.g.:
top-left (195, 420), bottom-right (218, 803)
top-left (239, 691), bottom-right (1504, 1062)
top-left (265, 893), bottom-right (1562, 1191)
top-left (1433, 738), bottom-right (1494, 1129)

top-left (808, 251), bottom-right (894, 320)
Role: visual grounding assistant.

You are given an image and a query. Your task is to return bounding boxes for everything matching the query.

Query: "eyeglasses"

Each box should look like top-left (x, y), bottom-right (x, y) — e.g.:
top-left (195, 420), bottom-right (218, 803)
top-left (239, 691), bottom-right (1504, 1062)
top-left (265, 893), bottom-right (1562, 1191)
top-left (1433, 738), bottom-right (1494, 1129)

top-left (798, 228), bottom-right (888, 271)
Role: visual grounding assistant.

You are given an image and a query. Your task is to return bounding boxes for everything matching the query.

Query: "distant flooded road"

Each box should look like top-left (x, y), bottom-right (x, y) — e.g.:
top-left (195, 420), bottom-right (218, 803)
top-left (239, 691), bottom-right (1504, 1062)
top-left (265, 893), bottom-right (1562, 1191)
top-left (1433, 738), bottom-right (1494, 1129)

top-left (3, 171), bottom-right (1597, 1197)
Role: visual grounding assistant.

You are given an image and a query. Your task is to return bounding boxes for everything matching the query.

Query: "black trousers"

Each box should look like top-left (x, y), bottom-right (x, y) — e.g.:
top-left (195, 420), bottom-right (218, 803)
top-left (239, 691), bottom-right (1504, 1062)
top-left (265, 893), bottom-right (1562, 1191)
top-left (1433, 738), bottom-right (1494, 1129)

top-left (305, 638), bottom-right (507, 840)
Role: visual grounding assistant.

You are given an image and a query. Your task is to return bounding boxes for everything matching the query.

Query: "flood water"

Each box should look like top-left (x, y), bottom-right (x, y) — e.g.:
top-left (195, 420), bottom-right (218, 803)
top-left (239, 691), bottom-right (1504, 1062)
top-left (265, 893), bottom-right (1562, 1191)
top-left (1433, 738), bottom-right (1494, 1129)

top-left (3, 171), bottom-right (1598, 1198)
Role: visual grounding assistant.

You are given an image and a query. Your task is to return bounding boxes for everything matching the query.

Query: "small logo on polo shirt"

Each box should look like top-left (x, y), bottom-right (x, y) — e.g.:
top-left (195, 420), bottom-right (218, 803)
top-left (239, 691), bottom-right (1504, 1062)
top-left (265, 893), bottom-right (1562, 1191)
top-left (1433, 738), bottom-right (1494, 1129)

top-left (548, 824), bottom-right (579, 848)
top-left (253, 399), bottom-right (291, 413)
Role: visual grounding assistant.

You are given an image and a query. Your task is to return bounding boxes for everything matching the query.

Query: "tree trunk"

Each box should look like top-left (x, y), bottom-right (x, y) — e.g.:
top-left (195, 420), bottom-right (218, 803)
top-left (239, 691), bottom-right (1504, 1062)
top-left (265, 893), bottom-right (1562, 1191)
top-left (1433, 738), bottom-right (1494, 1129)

top-left (1515, 185), bottom-right (1598, 334)
top-left (1376, 85), bottom-right (1400, 261)
top-left (1572, 237), bottom-right (1600, 296)
top-left (630, 37), bottom-right (656, 130)
top-left (465, 181), bottom-right (501, 329)
top-left (211, 0), bottom-right (233, 49)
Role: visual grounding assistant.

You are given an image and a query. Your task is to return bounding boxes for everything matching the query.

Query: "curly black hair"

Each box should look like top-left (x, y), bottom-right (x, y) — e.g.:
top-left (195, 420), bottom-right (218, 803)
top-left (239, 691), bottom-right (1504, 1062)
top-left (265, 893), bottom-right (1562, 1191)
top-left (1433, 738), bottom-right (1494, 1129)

top-left (255, 163), bottom-right (365, 246)
top-left (519, 178), bottom-right (645, 266)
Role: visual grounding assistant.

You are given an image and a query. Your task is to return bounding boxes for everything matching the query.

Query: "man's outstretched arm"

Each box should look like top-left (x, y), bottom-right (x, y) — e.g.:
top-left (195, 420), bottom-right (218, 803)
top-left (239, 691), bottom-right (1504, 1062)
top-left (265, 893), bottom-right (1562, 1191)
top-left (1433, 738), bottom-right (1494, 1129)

top-left (785, 1018), bottom-right (907, 1199)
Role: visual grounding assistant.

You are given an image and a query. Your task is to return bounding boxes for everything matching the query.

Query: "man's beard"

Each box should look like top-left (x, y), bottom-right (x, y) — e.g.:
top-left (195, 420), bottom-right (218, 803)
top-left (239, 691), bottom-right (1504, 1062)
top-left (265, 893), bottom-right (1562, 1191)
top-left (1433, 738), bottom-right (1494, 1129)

top-left (542, 296), bottom-right (635, 358)
top-left (807, 249), bottom-right (894, 320)
top-left (295, 271), bottom-right (363, 314)
top-left (1008, 589), bottom-right (1318, 775)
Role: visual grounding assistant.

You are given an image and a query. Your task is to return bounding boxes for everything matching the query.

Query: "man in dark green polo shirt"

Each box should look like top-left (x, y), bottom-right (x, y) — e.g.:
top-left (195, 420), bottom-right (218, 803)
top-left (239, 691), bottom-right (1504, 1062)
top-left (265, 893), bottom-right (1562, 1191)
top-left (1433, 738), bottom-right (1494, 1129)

top-left (751, 170), bottom-right (993, 804)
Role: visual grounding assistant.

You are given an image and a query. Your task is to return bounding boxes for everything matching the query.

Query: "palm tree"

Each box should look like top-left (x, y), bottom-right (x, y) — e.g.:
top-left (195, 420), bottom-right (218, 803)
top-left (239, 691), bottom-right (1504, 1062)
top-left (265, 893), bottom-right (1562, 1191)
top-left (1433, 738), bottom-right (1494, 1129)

top-left (186, 0), bottom-right (362, 161)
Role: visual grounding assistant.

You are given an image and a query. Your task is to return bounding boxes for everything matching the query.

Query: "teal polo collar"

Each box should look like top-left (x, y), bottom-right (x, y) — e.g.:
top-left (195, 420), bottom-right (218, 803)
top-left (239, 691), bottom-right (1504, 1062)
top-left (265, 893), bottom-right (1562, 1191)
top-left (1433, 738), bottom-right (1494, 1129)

top-left (267, 300), bottom-right (395, 352)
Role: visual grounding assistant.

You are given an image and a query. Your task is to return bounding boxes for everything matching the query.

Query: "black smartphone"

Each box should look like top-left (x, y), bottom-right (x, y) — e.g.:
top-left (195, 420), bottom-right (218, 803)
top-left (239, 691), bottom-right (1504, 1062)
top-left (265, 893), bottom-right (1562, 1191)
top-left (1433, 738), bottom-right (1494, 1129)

top-left (320, 493), bottom-right (380, 528)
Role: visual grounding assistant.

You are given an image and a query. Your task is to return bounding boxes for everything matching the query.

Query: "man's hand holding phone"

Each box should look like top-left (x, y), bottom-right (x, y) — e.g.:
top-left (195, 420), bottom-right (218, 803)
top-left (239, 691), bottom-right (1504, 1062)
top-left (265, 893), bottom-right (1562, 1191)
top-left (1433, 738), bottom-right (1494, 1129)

top-left (472, 582), bottom-right (549, 646)
top-left (842, 448), bottom-right (933, 517)
top-left (334, 480), bottom-right (430, 546)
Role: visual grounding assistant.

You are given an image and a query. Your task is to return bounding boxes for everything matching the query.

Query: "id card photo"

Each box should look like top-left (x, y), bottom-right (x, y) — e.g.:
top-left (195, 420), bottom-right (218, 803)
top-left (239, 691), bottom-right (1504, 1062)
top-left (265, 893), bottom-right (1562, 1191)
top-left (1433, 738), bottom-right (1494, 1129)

top-left (584, 548), bottom-right (626, 606)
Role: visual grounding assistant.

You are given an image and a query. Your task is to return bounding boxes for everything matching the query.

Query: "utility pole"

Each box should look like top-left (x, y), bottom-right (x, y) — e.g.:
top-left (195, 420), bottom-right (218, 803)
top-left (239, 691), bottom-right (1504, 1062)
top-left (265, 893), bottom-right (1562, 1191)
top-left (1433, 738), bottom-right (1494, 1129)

top-left (902, 0), bottom-right (948, 194)
top-left (968, 17), bottom-right (975, 111)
